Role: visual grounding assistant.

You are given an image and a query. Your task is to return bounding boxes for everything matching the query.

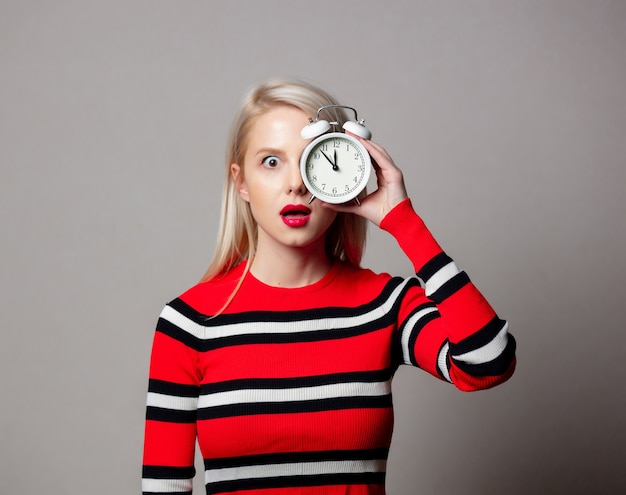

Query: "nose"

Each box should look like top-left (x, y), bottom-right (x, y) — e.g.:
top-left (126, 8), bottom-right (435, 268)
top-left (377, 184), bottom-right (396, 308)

top-left (288, 163), bottom-right (306, 195)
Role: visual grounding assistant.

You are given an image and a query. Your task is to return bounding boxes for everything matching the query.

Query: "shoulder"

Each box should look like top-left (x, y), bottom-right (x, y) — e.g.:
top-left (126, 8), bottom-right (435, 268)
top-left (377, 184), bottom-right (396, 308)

top-left (171, 263), bottom-right (245, 316)
top-left (338, 262), bottom-right (389, 283)
top-left (334, 261), bottom-right (415, 301)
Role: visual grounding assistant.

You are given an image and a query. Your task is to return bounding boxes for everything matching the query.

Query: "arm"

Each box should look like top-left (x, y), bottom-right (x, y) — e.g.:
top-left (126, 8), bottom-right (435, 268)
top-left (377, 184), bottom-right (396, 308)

top-left (381, 199), bottom-right (516, 390)
top-left (142, 306), bottom-right (200, 494)
top-left (328, 137), bottom-right (515, 390)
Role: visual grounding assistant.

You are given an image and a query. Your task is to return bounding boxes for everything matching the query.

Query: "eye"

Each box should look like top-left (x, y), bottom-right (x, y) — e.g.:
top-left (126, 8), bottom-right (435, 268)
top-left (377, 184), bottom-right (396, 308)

top-left (261, 155), bottom-right (282, 168)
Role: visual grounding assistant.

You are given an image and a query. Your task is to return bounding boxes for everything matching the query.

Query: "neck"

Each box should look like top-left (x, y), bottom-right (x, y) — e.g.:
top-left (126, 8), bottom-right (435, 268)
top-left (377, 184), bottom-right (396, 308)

top-left (250, 242), bottom-right (333, 288)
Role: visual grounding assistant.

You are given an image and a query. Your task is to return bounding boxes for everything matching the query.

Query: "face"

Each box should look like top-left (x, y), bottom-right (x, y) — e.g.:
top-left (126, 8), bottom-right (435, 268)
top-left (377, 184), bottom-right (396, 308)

top-left (232, 105), bottom-right (338, 255)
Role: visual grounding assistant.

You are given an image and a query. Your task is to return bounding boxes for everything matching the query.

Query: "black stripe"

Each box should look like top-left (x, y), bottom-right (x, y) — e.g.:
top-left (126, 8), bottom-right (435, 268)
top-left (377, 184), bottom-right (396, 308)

top-left (204, 448), bottom-right (389, 470)
top-left (199, 321), bottom-right (391, 351)
top-left (156, 317), bottom-right (203, 350)
top-left (206, 472), bottom-right (385, 494)
top-left (142, 465), bottom-right (196, 479)
top-left (417, 252), bottom-right (453, 282)
top-left (200, 368), bottom-right (393, 395)
top-left (197, 395), bottom-right (392, 420)
top-left (428, 271), bottom-right (470, 304)
top-left (146, 406), bottom-right (196, 423)
top-left (450, 316), bottom-right (507, 356)
top-left (452, 336), bottom-right (516, 377)
top-left (149, 379), bottom-right (199, 397)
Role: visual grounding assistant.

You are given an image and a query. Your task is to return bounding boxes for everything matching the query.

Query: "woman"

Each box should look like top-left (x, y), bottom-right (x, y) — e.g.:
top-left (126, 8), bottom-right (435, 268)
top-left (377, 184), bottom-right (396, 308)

top-left (142, 79), bottom-right (516, 495)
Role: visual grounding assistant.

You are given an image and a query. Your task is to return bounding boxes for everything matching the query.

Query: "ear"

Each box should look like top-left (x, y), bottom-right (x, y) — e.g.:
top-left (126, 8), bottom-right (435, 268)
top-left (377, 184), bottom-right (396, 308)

top-left (231, 163), bottom-right (249, 202)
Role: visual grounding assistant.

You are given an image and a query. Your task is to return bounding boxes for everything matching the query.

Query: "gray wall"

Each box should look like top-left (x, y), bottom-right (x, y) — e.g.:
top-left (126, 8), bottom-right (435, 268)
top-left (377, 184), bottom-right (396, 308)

top-left (1, 1), bottom-right (624, 494)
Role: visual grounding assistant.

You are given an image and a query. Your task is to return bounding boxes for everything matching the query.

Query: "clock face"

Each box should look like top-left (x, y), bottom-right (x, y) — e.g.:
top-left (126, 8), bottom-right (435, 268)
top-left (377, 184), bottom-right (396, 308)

top-left (300, 132), bottom-right (371, 204)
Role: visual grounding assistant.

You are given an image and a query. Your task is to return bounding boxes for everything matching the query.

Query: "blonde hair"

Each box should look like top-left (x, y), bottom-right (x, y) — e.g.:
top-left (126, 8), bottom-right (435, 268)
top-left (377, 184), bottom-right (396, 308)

top-left (201, 79), bottom-right (368, 290)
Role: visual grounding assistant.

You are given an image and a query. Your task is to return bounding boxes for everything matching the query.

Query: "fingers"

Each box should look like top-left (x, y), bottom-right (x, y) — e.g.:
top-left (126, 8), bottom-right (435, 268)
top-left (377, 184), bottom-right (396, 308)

top-left (348, 133), bottom-right (402, 177)
top-left (332, 132), bottom-right (409, 224)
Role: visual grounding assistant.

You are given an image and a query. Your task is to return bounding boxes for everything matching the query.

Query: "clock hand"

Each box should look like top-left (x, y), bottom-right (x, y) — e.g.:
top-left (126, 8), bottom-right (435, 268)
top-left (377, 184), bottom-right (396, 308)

top-left (321, 150), bottom-right (338, 171)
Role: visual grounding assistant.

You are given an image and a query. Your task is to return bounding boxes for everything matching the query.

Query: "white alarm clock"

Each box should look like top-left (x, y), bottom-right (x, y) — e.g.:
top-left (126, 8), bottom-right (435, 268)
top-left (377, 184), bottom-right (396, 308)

top-left (299, 105), bottom-right (372, 205)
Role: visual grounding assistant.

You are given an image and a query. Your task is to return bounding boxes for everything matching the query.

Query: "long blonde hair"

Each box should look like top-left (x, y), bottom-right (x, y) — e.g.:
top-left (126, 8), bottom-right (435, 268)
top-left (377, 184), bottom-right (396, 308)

top-left (201, 79), bottom-right (368, 287)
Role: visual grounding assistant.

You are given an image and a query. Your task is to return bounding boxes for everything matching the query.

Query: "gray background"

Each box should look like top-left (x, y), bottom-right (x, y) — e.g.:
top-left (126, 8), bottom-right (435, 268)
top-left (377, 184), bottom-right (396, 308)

top-left (1, 1), bottom-right (625, 494)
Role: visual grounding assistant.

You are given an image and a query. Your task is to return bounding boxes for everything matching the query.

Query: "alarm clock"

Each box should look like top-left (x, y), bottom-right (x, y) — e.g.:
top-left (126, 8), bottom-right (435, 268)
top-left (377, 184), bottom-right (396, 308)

top-left (299, 105), bottom-right (372, 205)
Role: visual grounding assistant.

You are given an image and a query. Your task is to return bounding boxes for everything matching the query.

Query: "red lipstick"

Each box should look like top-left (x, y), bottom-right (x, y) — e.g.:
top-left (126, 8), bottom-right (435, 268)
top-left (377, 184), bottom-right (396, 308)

top-left (280, 204), bottom-right (312, 227)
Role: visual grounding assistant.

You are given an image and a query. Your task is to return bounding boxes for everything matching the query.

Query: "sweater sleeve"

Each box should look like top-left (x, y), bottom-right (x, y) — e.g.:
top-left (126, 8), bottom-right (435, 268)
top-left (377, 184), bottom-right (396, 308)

top-left (380, 198), bottom-right (516, 391)
top-left (142, 304), bottom-right (200, 494)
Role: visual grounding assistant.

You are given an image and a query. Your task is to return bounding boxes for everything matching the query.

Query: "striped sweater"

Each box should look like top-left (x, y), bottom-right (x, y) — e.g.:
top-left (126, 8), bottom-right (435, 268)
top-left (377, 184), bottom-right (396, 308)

top-left (142, 199), bottom-right (516, 495)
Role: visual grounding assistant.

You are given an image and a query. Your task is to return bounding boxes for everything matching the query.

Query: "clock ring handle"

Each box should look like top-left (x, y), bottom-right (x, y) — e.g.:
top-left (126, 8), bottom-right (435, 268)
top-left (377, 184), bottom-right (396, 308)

top-left (301, 105), bottom-right (372, 140)
top-left (314, 104), bottom-right (360, 122)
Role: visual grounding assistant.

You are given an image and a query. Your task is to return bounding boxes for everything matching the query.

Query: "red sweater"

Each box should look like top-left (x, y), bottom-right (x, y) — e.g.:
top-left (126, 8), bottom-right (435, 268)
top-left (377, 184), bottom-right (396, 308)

top-left (142, 199), bottom-right (516, 495)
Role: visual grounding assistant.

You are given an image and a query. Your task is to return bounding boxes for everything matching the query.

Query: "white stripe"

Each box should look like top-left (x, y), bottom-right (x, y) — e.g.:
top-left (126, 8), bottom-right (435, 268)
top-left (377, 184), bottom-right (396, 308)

top-left (452, 321), bottom-right (510, 365)
top-left (400, 306), bottom-right (439, 364)
top-left (147, 392), bottom-right (198, 411)
top-left (141, 477), bottom-right (193, 493)
top-left (160, 305), bottom-right (207, 339)
top-left (438, 342), bottom-right (452, 383)
top-left (161, 279), bottom-right (414, 341)
top-left (198, 380), bottom-right (391, 409)
top-left (424, 261), bottom-right (461, 297)
top-left (205, 459), bottom-right (386, 484)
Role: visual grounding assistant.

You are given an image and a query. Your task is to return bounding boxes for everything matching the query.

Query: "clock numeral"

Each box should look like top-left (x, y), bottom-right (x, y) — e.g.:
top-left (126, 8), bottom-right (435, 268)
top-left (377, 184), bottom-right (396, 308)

top-left (321, 183), bottom-right (326, 190)
top-left (354, 153), bottom-right (359, 159)
top-left (345, 185), bottom-right (350, 192)
top-left (321, 144), bottom-right (329, 151)
top-left (334, 140), bottom-right (341, 148)
top-left (353, 176), bottom-right (358, 183)
top-left (332, 187), bottom-right (337, 194)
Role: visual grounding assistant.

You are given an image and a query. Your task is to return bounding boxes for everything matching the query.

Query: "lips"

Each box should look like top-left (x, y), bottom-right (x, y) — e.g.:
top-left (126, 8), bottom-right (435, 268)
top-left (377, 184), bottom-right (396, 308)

top-left (280, 204), bottom-right (311, 227)
top-left (280, 204), bottom-right (312, 216)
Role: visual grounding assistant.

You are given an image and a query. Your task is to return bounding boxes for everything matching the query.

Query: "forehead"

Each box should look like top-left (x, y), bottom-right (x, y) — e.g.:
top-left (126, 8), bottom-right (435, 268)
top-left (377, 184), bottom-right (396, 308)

top-left (245, 106), bottom-right (310, 153)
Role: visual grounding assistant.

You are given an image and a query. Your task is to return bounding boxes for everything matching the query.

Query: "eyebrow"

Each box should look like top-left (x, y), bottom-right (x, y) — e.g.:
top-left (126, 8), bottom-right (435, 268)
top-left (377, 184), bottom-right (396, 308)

top-left (252, 147), bottom-right (284, 158)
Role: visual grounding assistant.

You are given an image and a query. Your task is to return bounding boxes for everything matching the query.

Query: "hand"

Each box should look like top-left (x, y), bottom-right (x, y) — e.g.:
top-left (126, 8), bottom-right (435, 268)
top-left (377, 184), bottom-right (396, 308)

top-left (322, 134), bottom-right (408, 226)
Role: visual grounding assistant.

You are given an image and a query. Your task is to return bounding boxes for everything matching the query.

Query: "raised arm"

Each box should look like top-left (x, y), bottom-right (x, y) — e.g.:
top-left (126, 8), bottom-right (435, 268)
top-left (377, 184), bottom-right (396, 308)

top-left (329, 137), bottom-right (516, 390)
